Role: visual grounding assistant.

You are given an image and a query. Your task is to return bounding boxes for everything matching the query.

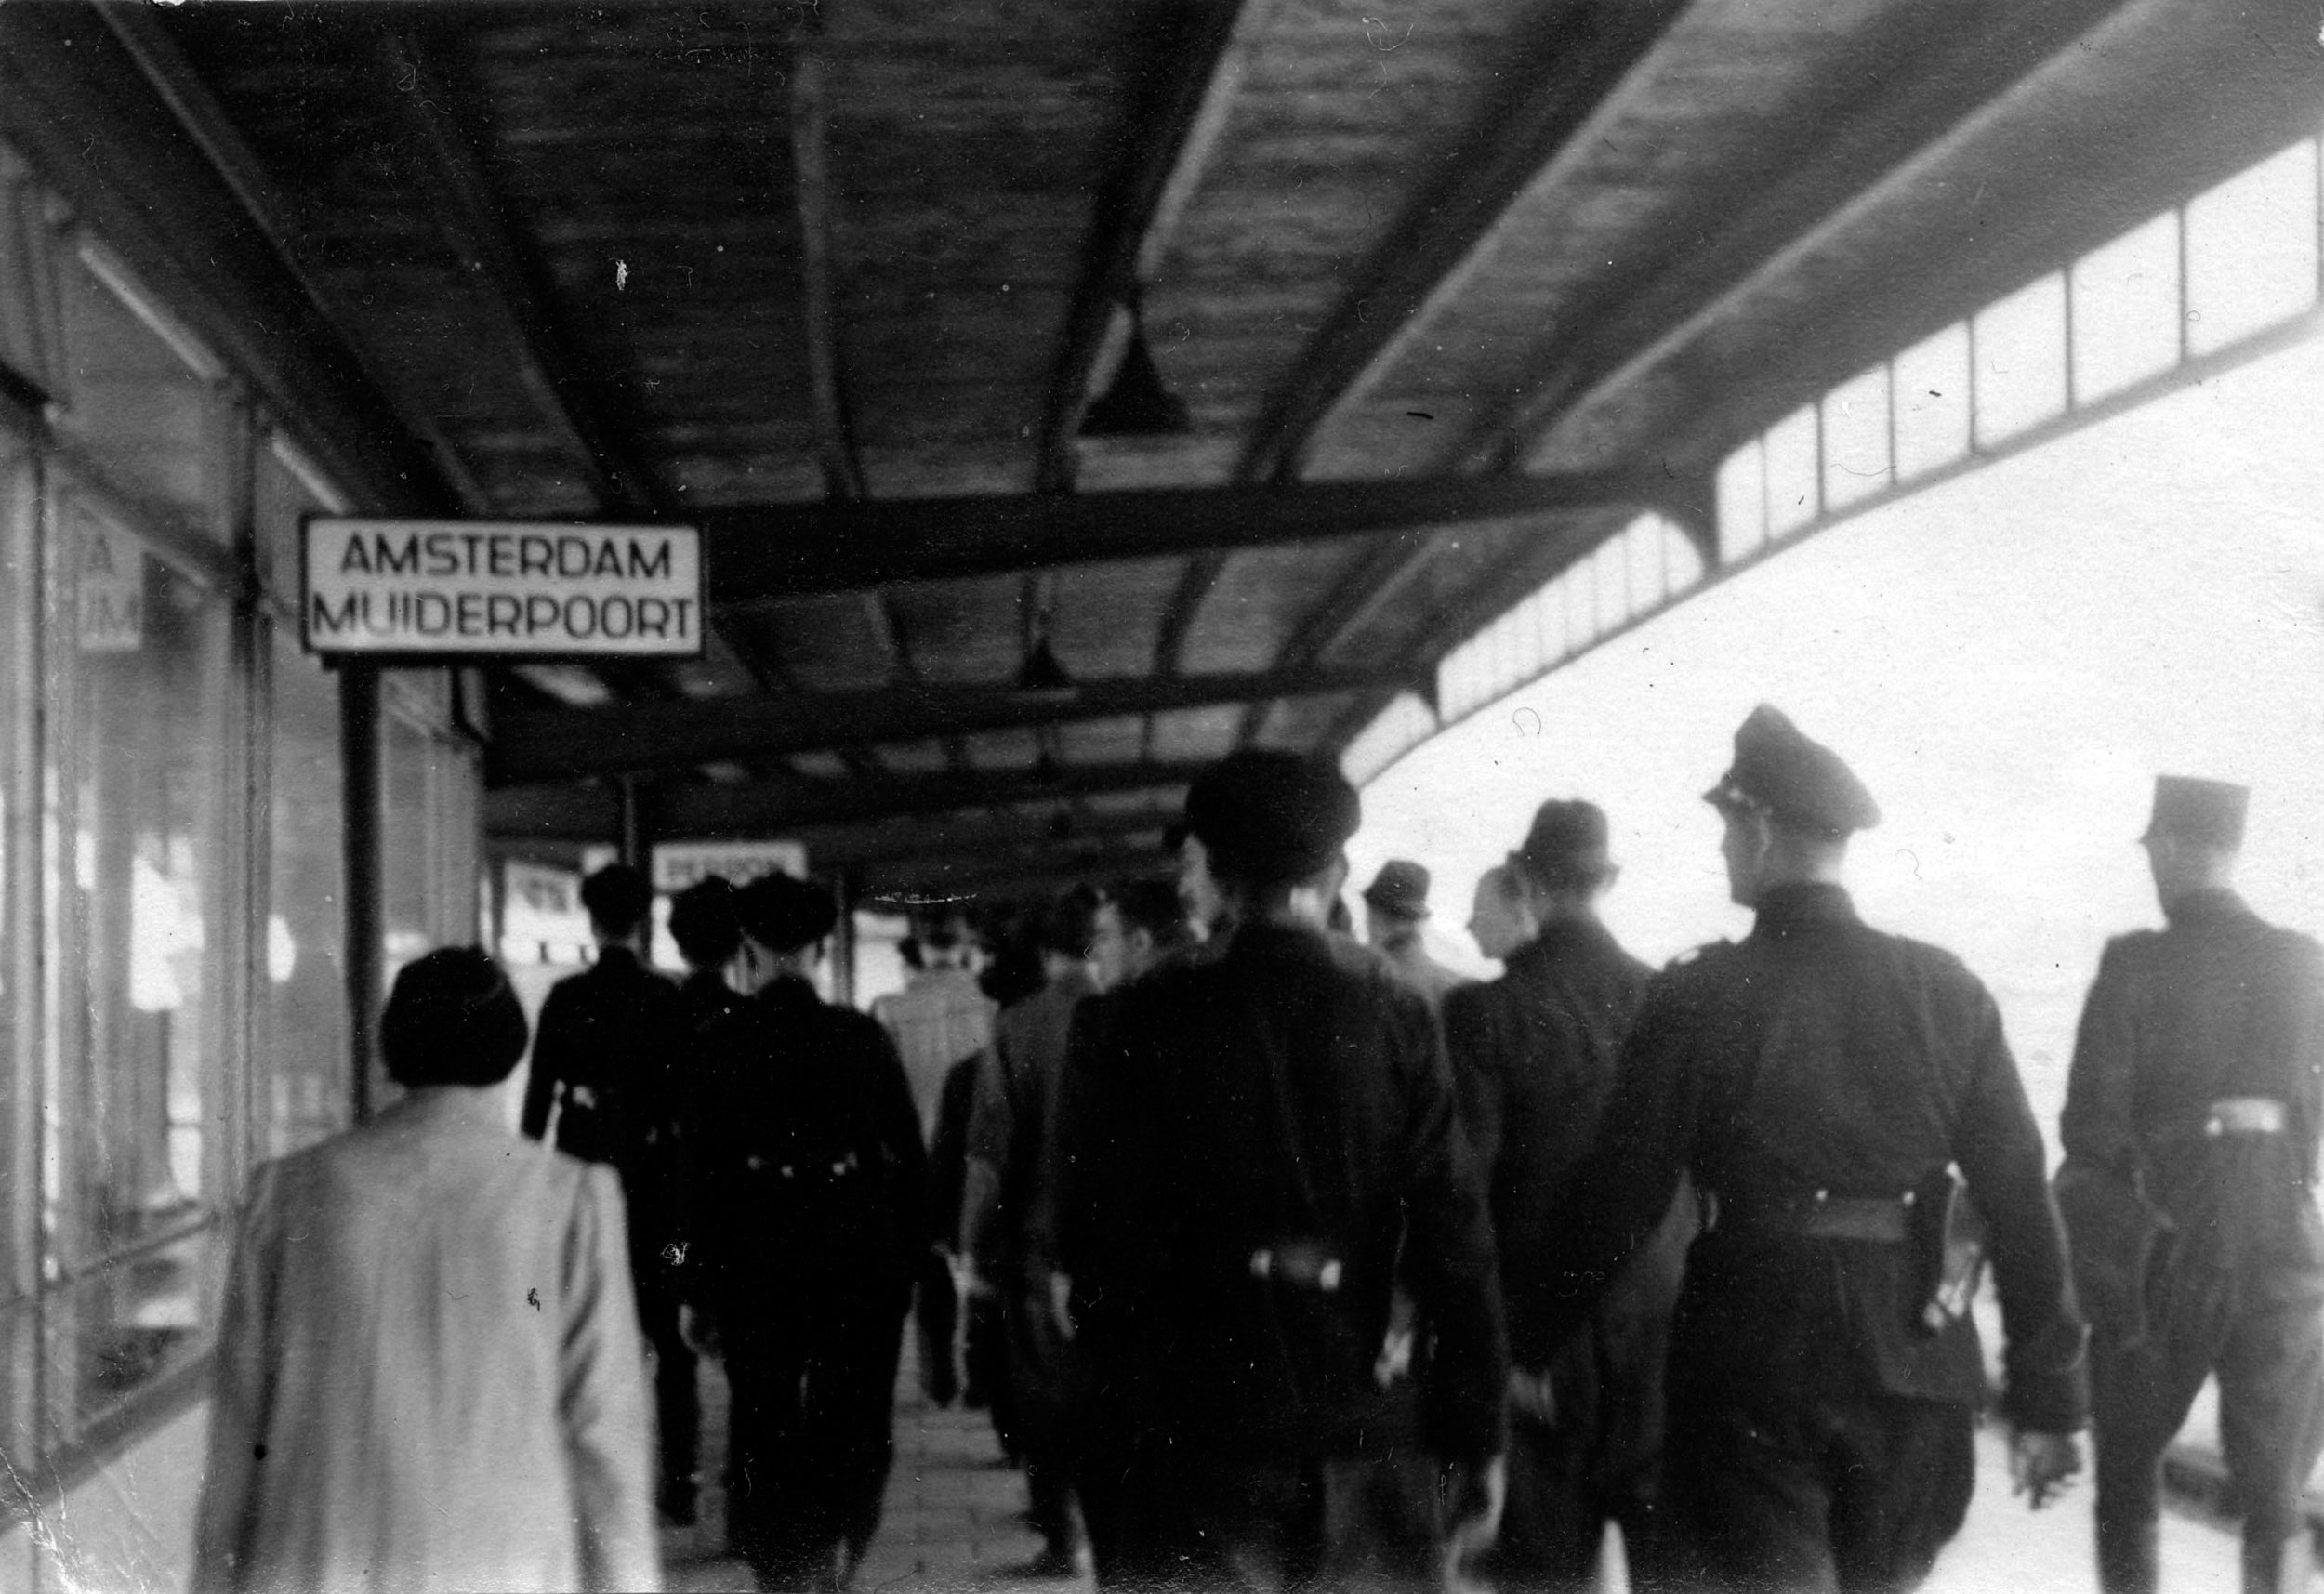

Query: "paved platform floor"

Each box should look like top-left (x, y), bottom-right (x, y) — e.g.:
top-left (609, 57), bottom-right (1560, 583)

top-left (660, 1345), bottom-right (2258, 1594)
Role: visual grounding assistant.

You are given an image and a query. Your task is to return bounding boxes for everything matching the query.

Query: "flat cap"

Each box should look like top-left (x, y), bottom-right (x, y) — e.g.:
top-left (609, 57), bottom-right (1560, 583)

top-left (2141, 774), bottom-right (2248, 850)
top-left (1703, 704), bottom-right (1880, 836)
top-left (1362, 860), bottom-right (1433, 918)
top-left (1512, 798), bottom-right (1613, 886)
top-left (734, 871), bottom-right (838, 954)
top-left (1184, 749), bottom-right (1361, 887)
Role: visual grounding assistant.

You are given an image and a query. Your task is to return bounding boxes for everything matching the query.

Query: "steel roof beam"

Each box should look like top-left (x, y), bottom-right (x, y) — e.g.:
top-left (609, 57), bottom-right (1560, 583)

top-left (488, 757), bottom-right (1210, 840)
top-left (1449, 0), bottom-right (2146, 475)
top-left (699, 469), bottom-right (1653, 603)
top-left (489, 665), bottom-right (1395, 785)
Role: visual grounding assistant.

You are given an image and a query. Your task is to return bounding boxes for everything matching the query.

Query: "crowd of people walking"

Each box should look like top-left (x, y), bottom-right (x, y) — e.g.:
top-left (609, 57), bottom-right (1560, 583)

top-left (188, 704), bottom-right (2324, 1594)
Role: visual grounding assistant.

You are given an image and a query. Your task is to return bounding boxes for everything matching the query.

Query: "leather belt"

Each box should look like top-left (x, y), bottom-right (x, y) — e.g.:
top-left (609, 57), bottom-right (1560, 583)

top-left (1730, 1190), bottom-right (1912, 1243)
top-left (2208, 1096), bottom-right (2288, 1136)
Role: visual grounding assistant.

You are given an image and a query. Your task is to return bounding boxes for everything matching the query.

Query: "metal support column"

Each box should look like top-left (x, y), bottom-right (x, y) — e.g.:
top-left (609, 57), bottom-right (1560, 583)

top-left (339, 660), bottom-right (382, 1123)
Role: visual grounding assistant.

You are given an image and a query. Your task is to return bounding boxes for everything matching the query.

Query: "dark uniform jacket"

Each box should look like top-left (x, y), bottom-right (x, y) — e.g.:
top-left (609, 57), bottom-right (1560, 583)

top-left (1076, 918), bottom-right (1508, 1464)
top-left (968, 967), bottom-right (1099, 1277)
top-left (680, 974), bottom-right (928, 1313)
top-left (522, 945), bottom-right (685, 1192)
top-left (2059, 888), bottom-right (2324, 1308)
top-left (1529, 884), bottom-right (2087, 1434)
top-left (1443, 917), bottom-right (1658, 1366)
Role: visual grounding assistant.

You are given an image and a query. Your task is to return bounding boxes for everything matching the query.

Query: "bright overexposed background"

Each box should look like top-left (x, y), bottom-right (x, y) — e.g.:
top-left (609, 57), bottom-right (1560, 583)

top-left (1350, 329), bottom-right (2324, 1141)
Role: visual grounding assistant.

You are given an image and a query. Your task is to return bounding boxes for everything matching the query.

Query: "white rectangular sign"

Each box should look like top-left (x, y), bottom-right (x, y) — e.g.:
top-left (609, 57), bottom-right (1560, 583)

top-left (302, 518), bottom-right (704, 658)
top-left (652, 840), bottom-right (808, 892)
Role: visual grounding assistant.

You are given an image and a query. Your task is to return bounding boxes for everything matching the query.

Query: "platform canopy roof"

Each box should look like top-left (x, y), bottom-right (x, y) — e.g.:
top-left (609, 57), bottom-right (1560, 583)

top-left (0, 0), bottom-right (2309, 900)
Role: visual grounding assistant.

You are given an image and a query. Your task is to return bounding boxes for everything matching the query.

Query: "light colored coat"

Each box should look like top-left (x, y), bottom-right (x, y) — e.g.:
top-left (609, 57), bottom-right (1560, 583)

top-left (191, 1088), bottom-right (659, 1594)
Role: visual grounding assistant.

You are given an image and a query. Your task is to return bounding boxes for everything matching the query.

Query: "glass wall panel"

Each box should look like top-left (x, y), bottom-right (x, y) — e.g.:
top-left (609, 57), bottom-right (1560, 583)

top-left (43, 489), bottom-right (225, 1433)
top-left (1973, 273), bottom-right (2068, 447)
top-left (1821, 366), bottom-right (1891, 509)
top-left (2185, 139), bottom-right (2319, 357)
top-left (1763, 406), bottom-right (1820, 538)
top-left (1894, 323), bottom-right (1973, 481)
top-left (263, 631), bottom-right (348, 1158)
top-left (53, 250), bottom-right (218, 531)
top-left (2071, 211), bottom-right (2181, 404)
top-left (1716, 441), bottom-right (1766, 561)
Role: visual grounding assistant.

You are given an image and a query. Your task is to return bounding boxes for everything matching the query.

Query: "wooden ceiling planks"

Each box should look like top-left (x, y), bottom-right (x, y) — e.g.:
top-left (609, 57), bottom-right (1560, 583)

top-left (74, 0), bottom-right (2297, 886)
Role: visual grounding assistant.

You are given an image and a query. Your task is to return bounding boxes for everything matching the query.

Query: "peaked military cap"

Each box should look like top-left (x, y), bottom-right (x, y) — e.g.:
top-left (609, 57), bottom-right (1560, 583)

top-left (1702, 704), bottom-right (1881, 837)
top-left (1184, 749), bottom-right (1361, 886)
top-left (1362, 860), bottom-right (1433, 918)
top-left (2141, 774), bottom-right (2248, 850)
top-left (734, 870), bottom-right (838, 953)
top-left (1512, 798), bottom-right (1614, 886)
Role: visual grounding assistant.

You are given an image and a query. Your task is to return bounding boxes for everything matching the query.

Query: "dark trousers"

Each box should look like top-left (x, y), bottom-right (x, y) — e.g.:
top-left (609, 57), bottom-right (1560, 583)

top-left (2092, 1271), bottom-right (2324, 1594)
top-left (1003, 1281), bottom-right (1079, 1553)
top-left (1658, 1382), bottom-right (1974, 1594)
top-left (722, 1290), bottom-right (908, 1587)
top-left (635, 1267), bottom-right (699, 1495)
top-left (1149, 1443), bottom-right (1443, 1594)
top-left (914, 1252), bottom-right (958, 1404)
top-left (1493, 1319), bottom-right (1672, 1591)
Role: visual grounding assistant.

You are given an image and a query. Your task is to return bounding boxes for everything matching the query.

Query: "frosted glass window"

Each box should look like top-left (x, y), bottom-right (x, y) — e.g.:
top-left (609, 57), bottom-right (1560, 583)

top-left (1663, 523), bottom-right (1705, 594)
top-left (1510, 593), bottom-right (1544, 680)
top-left (1894, 323), bottom-right (1972, 480)
top-left (1716, 441), bottom-right (1766, 562)
top-left (1821, 366), bottom-right (1891, 509)
top-left (1763, 407), bottom-right (1820, 537)
top-left (1342, 691), bottom-right (1436, 786)
top-left (1593, 537), bottom-right (1630, 635)
top-left (1974, 273), bottom-right (2068, 447)
top-left (1625, 516), bottom-right (1669, 610)
top-left (2071, 211), bottom-right (2181, 403)
top-left (2185, 139), bottom-right (2319, 356)
top-left (1565, 562), bottom-right (1598, 649)
top-left (1536, 574), bottom-right (1569, 662)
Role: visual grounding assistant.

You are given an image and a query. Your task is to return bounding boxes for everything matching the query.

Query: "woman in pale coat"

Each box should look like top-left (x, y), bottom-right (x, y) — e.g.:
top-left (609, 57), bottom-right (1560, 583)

top-left (192, 947), bottom-right (659, 1593)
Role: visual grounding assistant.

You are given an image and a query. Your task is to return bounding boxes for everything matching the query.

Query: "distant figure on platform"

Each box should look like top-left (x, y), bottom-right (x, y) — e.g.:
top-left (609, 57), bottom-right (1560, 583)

top-left (1443, 806), bottom-right (1691, 1590)
top-left (961, 892), bottom-right (1102, 1577)
top-left (1076, 751), bottom-right (1508, 1590)
top-left (193, 948), bottom-right (657, 1594)
top-left (685, 873), bottom-right (927, 1592)
top-left (520, 863), bottom-right (694, 1523)
top-left (1527, 705), bottom-right (2087, 1594)
top-left (1363, 859), bottom-right (1467, 1009)
top-left (872, 911), bottom-right (996, 1407)
top-left (655, 875), bottom-right (746, 1523)
top-left (2059, 777), bottom-right (2324, 1594)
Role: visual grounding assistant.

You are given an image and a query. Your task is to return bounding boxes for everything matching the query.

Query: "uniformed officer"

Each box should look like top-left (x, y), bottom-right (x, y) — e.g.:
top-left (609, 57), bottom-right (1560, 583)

top-left (653, 874), bottom-right (747, 1526)
top-left (519, 863), bottom-right (695, 1522)
top-left (1443, 801), bottom-right (1691, 1590)
top-left (681, 872), bottom-right (927, 1593)
top-left (1526, 705), bottom-right (2087, 1593)
top-left (1070, 750), bottom-right (1508, 1591)
top-left (2058, 776), bottom-right (2324, 1594)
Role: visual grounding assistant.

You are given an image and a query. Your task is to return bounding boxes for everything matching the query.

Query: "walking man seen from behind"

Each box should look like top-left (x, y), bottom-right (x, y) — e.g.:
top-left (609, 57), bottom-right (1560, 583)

top-left (1525, 705), bottom-right (2087, 1593)
top-left (2058, 776), bottom-right (2324, 1594)
top-left (521, 863), bottom-right (695, 1525)
top-left (1074, 750), bottom-right (1508, 1590)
